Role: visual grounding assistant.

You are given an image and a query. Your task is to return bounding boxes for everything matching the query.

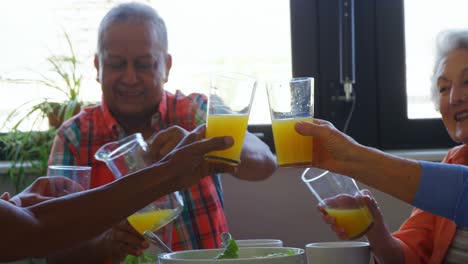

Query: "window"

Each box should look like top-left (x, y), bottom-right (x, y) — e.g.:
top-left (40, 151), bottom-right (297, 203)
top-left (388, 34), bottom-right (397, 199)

top-left (405, 0), bottom-right (468, 119)
top-left (291, 0), bottom-right (457, 150)
top-left (0, 0), bottom-right (291, 133)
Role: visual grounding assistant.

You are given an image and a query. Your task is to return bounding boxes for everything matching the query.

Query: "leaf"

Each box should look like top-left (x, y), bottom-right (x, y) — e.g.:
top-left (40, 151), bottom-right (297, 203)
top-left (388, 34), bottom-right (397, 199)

top-left (214, 238), bottom-right (239, 259)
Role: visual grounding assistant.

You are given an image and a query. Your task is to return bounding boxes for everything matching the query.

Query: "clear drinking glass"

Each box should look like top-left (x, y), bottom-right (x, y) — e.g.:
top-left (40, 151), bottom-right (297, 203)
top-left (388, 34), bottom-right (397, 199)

top-left (94, 133), bottom-right (183, 258)
top-left (47, 165), bottom-right (91, 196)
top-left (204, 72), bottom-right (257, 165)
top-left (267, 77), bottom-right (314, 167)
top-left (301, 168), bottom-right (373, 239)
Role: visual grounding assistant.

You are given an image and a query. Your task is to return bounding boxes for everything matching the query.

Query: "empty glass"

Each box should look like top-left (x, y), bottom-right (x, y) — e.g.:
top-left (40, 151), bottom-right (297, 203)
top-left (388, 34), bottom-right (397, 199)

top-left (47, 165), bottom-right (91, 196)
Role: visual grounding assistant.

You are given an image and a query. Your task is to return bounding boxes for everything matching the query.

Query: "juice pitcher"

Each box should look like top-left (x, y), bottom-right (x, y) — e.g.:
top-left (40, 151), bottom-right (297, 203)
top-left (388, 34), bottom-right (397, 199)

top-left (94, 133), bottom-right (184, 248)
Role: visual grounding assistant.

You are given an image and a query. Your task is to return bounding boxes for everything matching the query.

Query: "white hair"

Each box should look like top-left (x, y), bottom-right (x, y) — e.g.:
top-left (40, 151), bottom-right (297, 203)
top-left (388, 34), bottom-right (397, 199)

top-left (431, 29), bottom-right (468, 110)
top-left (96, 2), bottom-right (169, 81)
top-left (97, 2), bottom-right (168, 54)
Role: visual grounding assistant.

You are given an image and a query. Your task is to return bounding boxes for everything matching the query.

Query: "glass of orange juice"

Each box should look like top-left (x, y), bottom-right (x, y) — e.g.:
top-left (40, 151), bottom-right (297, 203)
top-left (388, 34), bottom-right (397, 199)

top-left (95, 133), bottom-right (183, 262)
top-left (205, 72), bottom-right (257, 165)
top-left (267, 77), bottom-right (314, 167)
top-left (301, 168), bottom-right (374, 239)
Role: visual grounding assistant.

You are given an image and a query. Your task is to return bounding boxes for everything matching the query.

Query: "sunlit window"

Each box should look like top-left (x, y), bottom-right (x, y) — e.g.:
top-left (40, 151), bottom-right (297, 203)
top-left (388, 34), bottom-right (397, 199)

top-left (0, 0), bottom-right (291, 132)
top-left (404, 0), bottom-right (467, 119)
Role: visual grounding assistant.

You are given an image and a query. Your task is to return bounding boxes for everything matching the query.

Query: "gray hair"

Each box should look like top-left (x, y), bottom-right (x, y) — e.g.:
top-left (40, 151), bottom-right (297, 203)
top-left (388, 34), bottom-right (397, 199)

top-left (431, 29), bottom-right (468, 110)
top-left (97, 2), bottom-right (168, 55)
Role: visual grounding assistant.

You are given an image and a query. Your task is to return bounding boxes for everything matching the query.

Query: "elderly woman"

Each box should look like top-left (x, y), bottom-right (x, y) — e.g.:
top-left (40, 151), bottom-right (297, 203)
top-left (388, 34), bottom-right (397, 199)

top-left (317, 29), bottom-right (468, 263)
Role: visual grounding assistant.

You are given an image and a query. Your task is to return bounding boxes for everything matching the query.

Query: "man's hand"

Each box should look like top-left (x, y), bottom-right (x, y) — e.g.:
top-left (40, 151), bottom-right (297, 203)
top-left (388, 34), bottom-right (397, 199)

top-left (10, 176), bottom-right (82, 207)
top-left (103, 220), bottom-right (148, 261)
top-left (148, 125), bottom-right (189, 161)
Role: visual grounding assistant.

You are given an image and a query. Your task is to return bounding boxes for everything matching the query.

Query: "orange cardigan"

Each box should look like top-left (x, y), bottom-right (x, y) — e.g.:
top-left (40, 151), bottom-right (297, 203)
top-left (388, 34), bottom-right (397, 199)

top-left (392, 145), bottom-right (468, 264)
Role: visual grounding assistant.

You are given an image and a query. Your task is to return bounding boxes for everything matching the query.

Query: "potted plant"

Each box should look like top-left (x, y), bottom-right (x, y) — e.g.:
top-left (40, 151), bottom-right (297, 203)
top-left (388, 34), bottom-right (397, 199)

top-left (0, 129), bottom-right (55, 193)
top-left (0, 31), bottom-right (87, 192)
top-left (38, 31), bottom-right (83, 128)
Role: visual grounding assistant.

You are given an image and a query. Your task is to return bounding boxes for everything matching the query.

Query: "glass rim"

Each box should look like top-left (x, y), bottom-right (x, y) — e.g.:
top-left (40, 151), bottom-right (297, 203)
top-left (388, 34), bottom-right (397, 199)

top-left (94, 133), bottom-right (147, 162)
top-left (267, 76), bottom-right (314, 85)
top-left (301, 168), bottom-right (329, 183)
top-left (48, 165), bottom-right (91, 171)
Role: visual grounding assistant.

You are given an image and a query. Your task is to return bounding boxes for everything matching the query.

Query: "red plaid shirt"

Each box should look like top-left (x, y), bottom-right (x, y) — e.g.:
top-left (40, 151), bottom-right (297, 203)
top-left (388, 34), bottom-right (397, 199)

top-left (49, 90), bottom-right (228, 252)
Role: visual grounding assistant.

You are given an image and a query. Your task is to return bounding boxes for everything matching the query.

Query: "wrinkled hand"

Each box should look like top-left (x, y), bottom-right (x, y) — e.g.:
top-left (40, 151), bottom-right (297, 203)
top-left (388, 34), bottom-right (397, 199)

top-left (104, 220), bottom-right (148, 261)
top-left (148, 125), bottom-right (189, 161)
top-left (10, 176), bottom-right (83, 207)
top-left (318, 189), bottom-right (382, 240)
top-left (159, 125), bottom-right (234, 189)
top-left (295, 119), bottom-right (361, 173)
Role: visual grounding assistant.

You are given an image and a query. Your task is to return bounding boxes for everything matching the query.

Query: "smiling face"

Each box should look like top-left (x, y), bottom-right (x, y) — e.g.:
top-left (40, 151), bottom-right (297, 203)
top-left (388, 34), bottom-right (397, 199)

top-left (436, 48), bottom-right (468, 144)
top-left (95, 21), bottom-right (172, 121)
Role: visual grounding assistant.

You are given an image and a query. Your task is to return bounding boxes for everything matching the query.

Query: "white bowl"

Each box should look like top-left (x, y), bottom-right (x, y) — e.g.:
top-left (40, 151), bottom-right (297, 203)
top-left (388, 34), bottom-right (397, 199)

top-left (236, 239), bottom-right (283, 248)
top-left (158, 247), bottom-right (305, 264)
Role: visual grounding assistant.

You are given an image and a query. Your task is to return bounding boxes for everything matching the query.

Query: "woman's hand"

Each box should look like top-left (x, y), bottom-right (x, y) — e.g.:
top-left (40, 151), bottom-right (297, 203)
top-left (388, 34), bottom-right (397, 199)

top-left (318, 189), bottom-right (383, 240)
top-left (295, 119), bottom-right (362, 174)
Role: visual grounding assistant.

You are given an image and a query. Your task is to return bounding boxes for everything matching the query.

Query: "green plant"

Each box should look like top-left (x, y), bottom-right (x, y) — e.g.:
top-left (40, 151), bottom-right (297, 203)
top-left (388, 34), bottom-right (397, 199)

top-left (5, 31), bottom-right (84, 129)
top-left (0, 129), bottom-right (56, 193)
top-left (1, 31), bottom-right (85, 192)
top-left (36, 31), bottom-right (83, 127)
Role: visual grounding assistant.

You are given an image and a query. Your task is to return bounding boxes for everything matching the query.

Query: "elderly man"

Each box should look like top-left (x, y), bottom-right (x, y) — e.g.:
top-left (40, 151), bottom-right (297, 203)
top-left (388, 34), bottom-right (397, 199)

top-left (48, 2), bottom-right (276, 262)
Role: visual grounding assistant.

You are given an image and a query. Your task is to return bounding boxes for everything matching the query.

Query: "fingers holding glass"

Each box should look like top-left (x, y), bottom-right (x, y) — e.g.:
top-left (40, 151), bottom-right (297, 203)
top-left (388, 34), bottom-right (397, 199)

top-left (302, 168), bottom-right (373, 239)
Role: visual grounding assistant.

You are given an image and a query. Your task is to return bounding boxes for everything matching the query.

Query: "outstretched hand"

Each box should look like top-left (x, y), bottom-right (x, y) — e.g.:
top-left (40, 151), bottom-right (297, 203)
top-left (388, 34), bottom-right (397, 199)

top-left (159, 125), bottom-right (234, 189)
top-left (295, 119), bottom-right (362, 174)
top-left (10, 176), bottom-right (84, 207)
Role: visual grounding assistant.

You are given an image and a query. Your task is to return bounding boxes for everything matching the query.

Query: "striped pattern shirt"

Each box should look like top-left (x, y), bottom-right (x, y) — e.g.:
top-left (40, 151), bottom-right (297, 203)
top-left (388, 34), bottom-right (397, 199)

top-left (48, 90), bottom-right (228, 251)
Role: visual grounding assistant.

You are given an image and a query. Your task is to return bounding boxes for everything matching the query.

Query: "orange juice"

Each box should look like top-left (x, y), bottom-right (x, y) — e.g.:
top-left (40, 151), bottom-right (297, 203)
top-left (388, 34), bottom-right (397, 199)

top-left (325, 207), bottom-right (373, 239)
top-left (127, 209), bottom-right (178, 234)
top-left (205, 114), bottom-right (249, 164)
top-left (272, 117), bottom-right (313, 167)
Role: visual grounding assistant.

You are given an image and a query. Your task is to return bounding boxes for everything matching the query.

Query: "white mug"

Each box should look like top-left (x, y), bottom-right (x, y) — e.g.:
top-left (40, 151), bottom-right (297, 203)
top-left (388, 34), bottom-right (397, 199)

top-left (306, 241), bottom-right (370, 264)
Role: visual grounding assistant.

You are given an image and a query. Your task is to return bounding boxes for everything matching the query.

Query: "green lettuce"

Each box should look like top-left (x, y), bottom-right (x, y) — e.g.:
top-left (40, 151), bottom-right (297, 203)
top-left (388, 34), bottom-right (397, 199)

top-left (214, 238), bottom-right (239, 259)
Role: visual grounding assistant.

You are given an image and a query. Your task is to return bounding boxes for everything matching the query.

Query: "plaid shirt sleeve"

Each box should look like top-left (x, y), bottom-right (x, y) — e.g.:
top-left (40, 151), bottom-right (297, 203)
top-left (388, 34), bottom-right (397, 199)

top-left (190, 93), bottom-right (207, 126)
top-left (49, 125), bottom-right (79, 166)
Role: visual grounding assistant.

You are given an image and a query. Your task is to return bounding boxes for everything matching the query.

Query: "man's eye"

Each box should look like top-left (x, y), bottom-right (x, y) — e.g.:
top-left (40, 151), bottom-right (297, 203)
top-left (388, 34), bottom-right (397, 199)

top-left (136, 61), bottom-right (157, 71)
top-left (107, 61), bottom-right (126, 70)
top-left (136, 63), bottom-right (153, 70)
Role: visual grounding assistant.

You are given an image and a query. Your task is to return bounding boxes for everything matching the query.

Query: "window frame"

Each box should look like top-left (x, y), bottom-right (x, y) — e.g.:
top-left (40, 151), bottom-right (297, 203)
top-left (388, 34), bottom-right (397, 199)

top-left (375, 0), bottom-right (455, 149)
top-left (288, 0), bottom-right (457, 151)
